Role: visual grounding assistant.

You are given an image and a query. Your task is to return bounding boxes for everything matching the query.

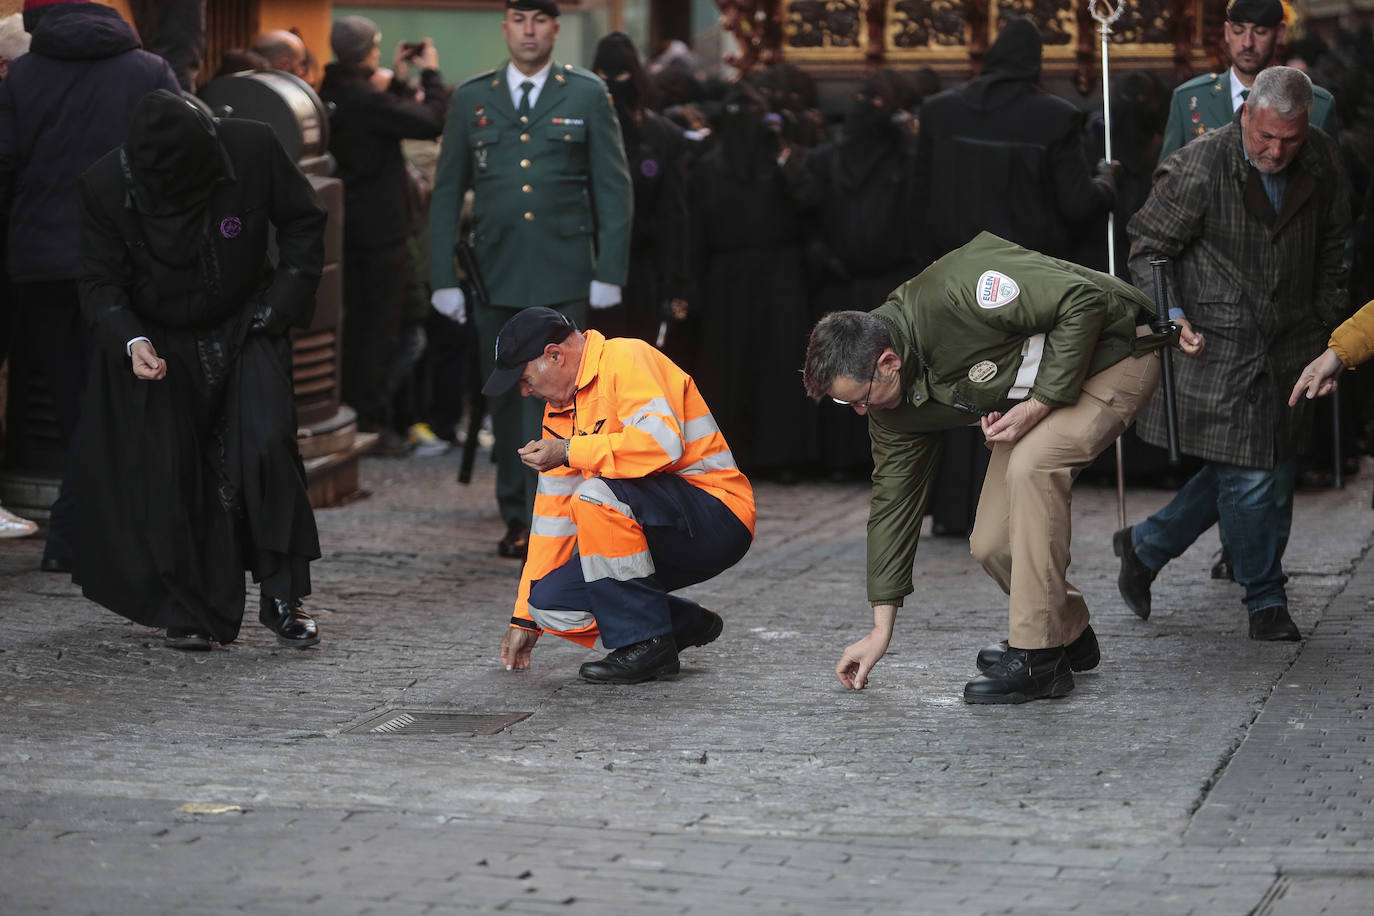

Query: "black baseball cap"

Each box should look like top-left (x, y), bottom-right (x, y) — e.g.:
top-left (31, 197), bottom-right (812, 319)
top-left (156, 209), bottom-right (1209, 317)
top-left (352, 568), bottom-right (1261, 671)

top-left (507, 0), bottom-right (560, 16)
top-left (1226, 0), bottom-right (1283, 27)
top-left (482, 308), bottom-right (577, 396)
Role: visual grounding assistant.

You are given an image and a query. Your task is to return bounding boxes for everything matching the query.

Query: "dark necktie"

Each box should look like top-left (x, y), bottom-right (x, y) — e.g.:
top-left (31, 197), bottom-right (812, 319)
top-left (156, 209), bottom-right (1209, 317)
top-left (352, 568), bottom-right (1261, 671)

top-left (518, 80), bottom-right (534, 118)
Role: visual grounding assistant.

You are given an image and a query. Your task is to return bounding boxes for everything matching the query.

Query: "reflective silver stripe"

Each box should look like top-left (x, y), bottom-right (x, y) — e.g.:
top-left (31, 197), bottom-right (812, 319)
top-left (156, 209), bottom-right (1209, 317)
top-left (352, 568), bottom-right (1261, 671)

top-left (623, 398), bottom-right (684, 461)
top-left (682, 414), bottom-right (720, 443)
top-left (628, 413), bottom-right (683, 462)
top-left (1007, 333), bottom-right (1046, 400)
top-left (536, 474), bottom-right (580, 496)
top-left (581, 548), bottom-right (656, 582)
top-left (573, 477), bottom-right (638, 522)
top-left (527, 604), bottom-right (596, 633)
top-left (679, 449), bottom-right (737, 475)
top-left (530, 514), bottom-right (578, 538)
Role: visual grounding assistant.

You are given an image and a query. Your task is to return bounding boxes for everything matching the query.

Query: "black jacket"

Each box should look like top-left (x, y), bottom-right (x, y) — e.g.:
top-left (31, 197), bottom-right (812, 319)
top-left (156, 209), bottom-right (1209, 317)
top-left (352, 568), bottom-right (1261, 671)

top-left (0, 2), bottom-right (178, 283)
top-left (319, 64), bottom-right (446, 248)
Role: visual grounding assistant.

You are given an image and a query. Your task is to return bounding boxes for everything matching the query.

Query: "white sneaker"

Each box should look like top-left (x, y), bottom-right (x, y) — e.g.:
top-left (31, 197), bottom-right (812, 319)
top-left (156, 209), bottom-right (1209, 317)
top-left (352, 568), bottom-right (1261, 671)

top-left (408, 422), bottom-right (451, 457)
top-left (0, 504), bottom-right (38, 539)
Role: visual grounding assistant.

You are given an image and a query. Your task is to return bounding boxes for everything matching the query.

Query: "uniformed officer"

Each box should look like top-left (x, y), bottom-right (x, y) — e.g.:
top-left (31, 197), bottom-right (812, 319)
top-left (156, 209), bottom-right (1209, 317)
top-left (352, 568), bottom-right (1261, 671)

top-left (802, 233), bottom-right (1171, 704)
top-left (428, 0), bottom-right (632, 559)
top-left (1158, 0), bottom-right (1335, 163)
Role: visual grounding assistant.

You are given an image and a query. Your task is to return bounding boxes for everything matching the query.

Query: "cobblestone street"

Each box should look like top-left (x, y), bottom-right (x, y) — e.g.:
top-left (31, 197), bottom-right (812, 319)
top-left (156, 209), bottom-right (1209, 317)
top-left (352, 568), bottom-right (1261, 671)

top-left (2, 451), bottom-right (1371, 914)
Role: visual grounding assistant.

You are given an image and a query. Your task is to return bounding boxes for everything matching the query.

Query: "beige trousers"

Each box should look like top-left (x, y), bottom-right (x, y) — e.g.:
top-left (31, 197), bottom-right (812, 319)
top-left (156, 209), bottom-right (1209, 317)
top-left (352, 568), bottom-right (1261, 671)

top-left (969, 348), bottom-right (1161, 649)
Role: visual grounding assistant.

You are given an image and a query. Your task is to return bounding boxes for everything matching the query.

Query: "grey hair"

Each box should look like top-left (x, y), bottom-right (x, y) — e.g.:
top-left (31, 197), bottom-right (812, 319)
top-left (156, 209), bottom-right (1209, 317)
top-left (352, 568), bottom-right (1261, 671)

top-left (802, 311), bottom-right (891, 401)
top-left (1247, 66), bottom-right (1314, 120)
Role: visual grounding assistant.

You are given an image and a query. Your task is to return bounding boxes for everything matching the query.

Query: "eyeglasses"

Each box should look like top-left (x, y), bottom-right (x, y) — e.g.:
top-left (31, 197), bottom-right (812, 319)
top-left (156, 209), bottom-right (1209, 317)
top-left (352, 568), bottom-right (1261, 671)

top-left (831, 355), bottom-right (880, 409)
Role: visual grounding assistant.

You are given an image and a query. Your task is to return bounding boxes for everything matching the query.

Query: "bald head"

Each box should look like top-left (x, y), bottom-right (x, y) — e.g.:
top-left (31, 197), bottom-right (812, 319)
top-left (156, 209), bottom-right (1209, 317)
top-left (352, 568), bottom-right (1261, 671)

top-left (251, 30), bottom-right (307, 78)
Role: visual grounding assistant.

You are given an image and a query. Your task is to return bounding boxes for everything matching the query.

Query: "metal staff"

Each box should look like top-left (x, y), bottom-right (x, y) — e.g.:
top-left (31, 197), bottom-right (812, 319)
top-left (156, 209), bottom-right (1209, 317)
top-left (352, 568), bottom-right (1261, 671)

top-left (1149, 258), bottom-right (1182, 465)
top-left (1089, 0), bottom-right (1128, 527)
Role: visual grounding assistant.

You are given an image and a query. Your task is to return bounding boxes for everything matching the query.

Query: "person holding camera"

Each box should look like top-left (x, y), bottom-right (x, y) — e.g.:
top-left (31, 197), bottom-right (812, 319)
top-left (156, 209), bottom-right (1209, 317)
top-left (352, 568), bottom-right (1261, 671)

top-left (320, 16), bottom-right (447, 453)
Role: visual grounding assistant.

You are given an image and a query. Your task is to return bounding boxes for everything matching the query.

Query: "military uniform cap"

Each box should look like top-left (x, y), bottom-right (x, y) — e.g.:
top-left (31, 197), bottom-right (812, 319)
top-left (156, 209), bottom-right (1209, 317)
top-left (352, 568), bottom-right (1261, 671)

top-left (507, 0), bottom-right (560, 15)
top-left (1226, 0), bottom-right (1284, 27)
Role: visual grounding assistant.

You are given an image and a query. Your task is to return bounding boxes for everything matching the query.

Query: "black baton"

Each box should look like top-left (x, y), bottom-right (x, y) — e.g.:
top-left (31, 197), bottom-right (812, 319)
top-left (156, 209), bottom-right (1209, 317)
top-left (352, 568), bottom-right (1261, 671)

top-left (1149, 257), bottom-right (1182, 466)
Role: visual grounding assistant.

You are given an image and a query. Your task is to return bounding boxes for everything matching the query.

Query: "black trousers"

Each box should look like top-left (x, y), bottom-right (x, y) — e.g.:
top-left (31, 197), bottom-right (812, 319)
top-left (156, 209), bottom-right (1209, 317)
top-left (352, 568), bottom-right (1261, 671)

top-left (10, 280), bottom-right (88, 564)
top-left (340, 241), bottom-right (410, 431)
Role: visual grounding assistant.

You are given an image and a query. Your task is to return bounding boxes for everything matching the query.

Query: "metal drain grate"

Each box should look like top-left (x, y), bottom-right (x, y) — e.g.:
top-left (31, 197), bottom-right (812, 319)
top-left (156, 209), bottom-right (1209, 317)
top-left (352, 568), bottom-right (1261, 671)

top-left (340, 709), bottom-right (532, 736)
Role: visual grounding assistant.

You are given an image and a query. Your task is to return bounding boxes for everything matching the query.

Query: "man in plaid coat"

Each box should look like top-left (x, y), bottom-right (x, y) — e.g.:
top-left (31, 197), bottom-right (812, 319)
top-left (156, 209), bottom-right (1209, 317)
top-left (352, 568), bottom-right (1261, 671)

top-left (1116, 66), bottom-right (1350, 642)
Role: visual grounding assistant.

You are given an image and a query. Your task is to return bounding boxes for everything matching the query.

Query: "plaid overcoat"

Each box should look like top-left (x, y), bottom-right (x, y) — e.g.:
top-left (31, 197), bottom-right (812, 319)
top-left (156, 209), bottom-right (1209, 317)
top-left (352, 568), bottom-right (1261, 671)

top-left (1127, 120), bottom-right (1350, 468)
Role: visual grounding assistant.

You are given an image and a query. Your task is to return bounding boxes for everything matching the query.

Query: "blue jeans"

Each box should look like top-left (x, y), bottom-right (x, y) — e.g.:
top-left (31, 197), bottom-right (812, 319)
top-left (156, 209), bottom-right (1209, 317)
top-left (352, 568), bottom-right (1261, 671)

top-left (1131, 460), bottom-right (1296, 613)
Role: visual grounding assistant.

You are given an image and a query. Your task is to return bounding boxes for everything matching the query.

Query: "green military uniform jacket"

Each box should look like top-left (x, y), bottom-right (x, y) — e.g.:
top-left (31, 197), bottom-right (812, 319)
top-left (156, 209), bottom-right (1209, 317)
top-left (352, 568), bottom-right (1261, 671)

top-left (429, 61), bottom-right (632, 307)
top-left (1158, 69), bottom-right (1336, 164)
top-left (863, 232), bottom-right (1163, 607)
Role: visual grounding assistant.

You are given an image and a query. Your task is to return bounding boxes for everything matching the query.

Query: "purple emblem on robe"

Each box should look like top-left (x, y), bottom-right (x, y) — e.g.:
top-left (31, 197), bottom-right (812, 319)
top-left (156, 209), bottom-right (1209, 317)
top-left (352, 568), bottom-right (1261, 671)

top-left (220, 217), bottom-right (242, 239)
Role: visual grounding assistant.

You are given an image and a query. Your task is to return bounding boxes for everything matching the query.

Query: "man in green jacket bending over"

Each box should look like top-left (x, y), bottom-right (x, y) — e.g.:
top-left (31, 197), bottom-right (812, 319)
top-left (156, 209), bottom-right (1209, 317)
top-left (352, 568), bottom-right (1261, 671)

top-left (803, 232), bottom-right (1168, 704)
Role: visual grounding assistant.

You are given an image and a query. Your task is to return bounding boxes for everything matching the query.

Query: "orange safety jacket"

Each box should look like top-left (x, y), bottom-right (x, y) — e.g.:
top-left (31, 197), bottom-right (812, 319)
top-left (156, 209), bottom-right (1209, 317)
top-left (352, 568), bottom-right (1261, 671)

top-left (511, 331), bottom-right (756, 645)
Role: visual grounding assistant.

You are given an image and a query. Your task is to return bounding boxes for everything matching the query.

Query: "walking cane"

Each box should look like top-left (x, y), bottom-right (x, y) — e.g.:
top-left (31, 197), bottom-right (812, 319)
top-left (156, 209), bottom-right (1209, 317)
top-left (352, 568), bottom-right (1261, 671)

top-left (1089, 0), bottom-right (1129, 527)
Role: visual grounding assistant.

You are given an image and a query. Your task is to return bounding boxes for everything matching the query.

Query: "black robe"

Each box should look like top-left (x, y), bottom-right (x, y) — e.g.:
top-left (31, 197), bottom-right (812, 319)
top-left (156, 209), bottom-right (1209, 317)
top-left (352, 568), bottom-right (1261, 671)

top-left (802, 130), bottom-right (921, 474)
top-left (689, 139), bottom-right (813, 475)
top-left (74, 112), bottom-right (326, 642)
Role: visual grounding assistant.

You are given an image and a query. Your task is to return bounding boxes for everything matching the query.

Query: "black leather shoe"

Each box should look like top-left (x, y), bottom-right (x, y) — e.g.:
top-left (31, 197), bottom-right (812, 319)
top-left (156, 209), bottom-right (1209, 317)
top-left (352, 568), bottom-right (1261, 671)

top-left (165, 628), bottom-right (212, 651)
top-left (964, 647), bottom-right (1074, 704)
top-left (1113, 527), bottom-right (1156, 620)
top-left (259, 597), bottom-right (320, 648)
top-left (579, 636), bottom-right (679, 684)
top-left (40, 555), bottom-right (72, 574)
top-left (976, 624), bottom-right (1100, 673)
top-left (497, 521), bottom-right (529, 560)
top-left (677, 609), bottom-right (723, 650)
top-left (1249, 605), bottom-right (1301, 642)
top-left (1210, 547), bottom-right (1235, 581)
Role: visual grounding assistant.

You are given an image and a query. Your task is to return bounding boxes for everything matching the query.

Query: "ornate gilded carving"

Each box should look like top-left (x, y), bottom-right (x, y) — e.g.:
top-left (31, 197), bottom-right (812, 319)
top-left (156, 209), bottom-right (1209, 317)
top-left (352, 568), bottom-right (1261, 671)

top-left (996, 0), bottom-right (1076, 45)
top-left (889, 0), bottom-right (971, 49)
top-left (786, 1), bottom-right (864, 48)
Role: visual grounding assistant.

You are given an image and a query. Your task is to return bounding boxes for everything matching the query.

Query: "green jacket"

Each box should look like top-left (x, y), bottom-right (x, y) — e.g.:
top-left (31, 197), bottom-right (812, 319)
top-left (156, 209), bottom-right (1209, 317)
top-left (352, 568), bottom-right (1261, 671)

top-left (864, 232), bottom-right (1162, 606)
top-left (1158, 69), bottom-right (1336, 165)
top-left (428, 61), bottom-right (632, 307)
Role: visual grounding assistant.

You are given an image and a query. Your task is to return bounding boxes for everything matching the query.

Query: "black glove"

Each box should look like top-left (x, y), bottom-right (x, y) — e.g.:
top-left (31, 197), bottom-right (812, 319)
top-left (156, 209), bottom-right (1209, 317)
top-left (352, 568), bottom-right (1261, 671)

top-left (248, 298), bottom-right (291, 336)
top-left (1093, 159), bottom-right (1119, 204)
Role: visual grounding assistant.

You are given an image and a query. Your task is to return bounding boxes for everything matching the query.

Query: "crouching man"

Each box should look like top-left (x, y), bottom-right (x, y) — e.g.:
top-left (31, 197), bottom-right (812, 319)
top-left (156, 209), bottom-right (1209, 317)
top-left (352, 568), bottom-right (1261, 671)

top-left (483, 308), bottom-right (754, 683)
top-left (803, 232), bottom-right (1169, 703)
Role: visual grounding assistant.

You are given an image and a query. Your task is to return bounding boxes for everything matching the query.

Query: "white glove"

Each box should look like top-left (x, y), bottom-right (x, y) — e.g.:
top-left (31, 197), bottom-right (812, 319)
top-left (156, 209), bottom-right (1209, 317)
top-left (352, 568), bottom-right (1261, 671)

top-left (431, 287), bottom-right (467, 324)
top-left (589, 280), bottom-right (622, 309)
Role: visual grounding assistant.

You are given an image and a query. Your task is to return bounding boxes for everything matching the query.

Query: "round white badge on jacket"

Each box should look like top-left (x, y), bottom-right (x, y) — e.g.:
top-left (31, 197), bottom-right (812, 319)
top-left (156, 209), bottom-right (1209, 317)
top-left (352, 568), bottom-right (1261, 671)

top-left (976, 270), bottom-right (1020, 308)
top-left (968, 360), bottom-right (998, 383)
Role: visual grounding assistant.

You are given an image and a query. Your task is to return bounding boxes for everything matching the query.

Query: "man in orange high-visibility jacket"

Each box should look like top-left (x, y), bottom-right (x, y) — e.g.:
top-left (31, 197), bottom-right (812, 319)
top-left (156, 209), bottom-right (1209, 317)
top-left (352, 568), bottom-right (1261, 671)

top-left (482, 307), bottom-right (755, 684)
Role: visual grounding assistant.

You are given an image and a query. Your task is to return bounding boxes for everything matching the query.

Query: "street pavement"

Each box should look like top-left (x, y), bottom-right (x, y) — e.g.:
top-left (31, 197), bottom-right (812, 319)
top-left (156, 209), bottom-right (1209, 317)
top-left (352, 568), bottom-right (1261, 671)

top-left (1, 449), bottom-right (1372, 915)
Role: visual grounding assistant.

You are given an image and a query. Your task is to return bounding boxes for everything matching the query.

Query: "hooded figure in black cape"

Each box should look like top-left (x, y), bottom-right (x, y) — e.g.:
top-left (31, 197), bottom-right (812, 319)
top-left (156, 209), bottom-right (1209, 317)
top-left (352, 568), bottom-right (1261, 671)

top-left (74, 89), bottom-right (327, 651)
top-left (913, 16), bottom-right (1115, 264)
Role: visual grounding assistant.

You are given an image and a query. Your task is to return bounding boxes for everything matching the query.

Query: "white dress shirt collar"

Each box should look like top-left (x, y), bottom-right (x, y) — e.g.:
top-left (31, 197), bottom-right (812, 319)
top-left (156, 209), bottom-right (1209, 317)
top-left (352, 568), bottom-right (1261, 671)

top-left (506, 60), bottom-right (553, 111)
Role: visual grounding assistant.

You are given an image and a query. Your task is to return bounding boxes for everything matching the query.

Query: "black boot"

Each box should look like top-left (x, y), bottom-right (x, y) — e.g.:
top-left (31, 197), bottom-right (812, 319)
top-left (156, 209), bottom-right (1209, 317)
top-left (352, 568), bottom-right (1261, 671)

top-left (976, 624), bottom-right (1100, 673)
top-left (1248, 605), bottom-right (1301, 641)
top-left (579, 636), bottom-right (679, 684)
top-left (964, 647), bottom-right (1073, 704)
top-left (164, 627), bottom-right (212, 651)
top-left (259, 596), bottom-right (320, 648)
top-left (1210, 547), bottom-right (1235, 581)
top-left (676, 609), bottom-right (724, 650)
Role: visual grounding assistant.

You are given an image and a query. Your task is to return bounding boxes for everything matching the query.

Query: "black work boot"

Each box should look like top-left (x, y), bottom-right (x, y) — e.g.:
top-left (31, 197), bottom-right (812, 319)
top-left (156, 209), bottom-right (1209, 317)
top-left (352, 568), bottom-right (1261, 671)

top-left (259, 596), bottom-right (320, 648)
top-left (976, 624), bottom-right (1100, 673)
top-left (579, 636), bottom-right (679, 684)
top-left (676, 609), bottom-right (724, 650)
top-left (1113, 527), bottom-right (1157, 620)
top-left (963, 647), bottom-right (1074, 704)
top-left (1248, 605), bottom-right (1301, 641)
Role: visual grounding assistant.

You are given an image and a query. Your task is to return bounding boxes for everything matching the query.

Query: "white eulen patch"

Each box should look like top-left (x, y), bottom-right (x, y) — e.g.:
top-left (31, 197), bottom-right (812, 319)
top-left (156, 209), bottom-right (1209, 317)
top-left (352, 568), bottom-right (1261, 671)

top-left (967, 359), bottom-right (998, 383)
top-left (976, 269), bottom-right (1020, 309)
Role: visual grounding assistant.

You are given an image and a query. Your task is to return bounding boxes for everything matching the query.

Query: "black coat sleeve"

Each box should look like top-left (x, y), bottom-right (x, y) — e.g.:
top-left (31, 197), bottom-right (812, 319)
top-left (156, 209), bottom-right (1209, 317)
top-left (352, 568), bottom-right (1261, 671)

top-left (257, 127), bottom-right (327, 332)
top-left (77, 168), bottom-right (148, 353)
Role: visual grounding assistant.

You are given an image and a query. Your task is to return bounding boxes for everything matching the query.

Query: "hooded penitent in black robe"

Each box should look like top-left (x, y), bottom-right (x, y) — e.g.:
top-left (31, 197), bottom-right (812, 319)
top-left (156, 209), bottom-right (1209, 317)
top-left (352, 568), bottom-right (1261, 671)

top-left (802, 70), bottom-right (921, 475)
top-left (74, 90), bottom-right (326, 643)
top-left (689, 83), bottom-right (813, 476)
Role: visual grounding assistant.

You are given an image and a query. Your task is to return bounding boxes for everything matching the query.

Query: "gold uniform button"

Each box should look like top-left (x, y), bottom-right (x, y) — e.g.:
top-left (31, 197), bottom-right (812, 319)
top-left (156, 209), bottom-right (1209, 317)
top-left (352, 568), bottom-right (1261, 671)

top-left (520, 115), bottom-right (528, 124)
top-left (476, 140), bottom-right (484, 147)
top-left (564, 134), bottom-right (572, 141)
top-left (524, 212), bottom-right (534, 221)
top-left (522, 184), bottom-right (532, 193)
top-left (520, 158), bottom-right (531, 168)
top-left (520, 133), bottom-right (530, 142)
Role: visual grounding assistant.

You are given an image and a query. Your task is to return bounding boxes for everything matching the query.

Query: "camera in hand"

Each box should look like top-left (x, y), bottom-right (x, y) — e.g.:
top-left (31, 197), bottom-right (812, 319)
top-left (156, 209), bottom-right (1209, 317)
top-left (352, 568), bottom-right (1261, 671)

top-left (401, 41), bottom-right (425, 58)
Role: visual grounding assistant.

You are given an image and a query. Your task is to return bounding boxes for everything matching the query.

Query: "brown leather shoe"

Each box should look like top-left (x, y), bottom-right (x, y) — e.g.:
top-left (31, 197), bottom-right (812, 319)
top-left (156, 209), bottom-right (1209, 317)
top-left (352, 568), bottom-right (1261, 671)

top-left (497, 521), bottom-right (528, 559)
